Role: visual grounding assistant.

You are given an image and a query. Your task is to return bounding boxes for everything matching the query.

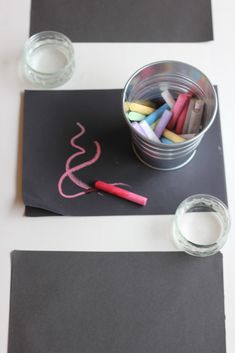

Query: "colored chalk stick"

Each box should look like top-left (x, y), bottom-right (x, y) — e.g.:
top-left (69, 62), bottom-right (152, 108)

top-left (128, 111), bottom-right (146, 121)
top-left (182, 98), bottom-right (196, 134)
top-left (175, 98), bottom-right (190, 134)
top-left (132, 122), bottom-right (147, 137)
top-left (136, 100), bottom-right (156, 108)
top-left (140, 120), bottom-right (160, 143)
top-left (94, 180), bottom-right (148, 206)
top-left (167, 93), bottom-right (189, 130)
top-left (129, 102), bottom-right (155, 115)
top-left (154, 110), bottom-right (172, 138)
top-left (180, 133), bottom-right (196, 139)
top-left (160, 137), bottom-right (174, 144)
top-left (144, 103), bottom-right (169, 125)
top-left (163, 129), bottom-right (186, 143)
top-left (124, 101), bottom-right (130, 112)
top-left (161, 89), bottom-right (175, 109)
top-left (188, 100), bottom-right (205, 134)
top-left (151, 119), bottom-right (160, 130)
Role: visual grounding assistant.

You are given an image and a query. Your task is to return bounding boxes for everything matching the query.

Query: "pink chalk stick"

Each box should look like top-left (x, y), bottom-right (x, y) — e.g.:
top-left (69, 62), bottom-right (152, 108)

top-left (175, 98), bottom-right (190, 134)
top-left (94, 180), bottom-right (148, 206)
top-left (167, 93), bottom-right (189, 130)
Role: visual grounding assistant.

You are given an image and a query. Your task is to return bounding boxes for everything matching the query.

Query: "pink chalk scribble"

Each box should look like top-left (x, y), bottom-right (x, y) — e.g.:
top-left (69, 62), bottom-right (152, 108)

top-left (58, 122), bottom-right (101, 199)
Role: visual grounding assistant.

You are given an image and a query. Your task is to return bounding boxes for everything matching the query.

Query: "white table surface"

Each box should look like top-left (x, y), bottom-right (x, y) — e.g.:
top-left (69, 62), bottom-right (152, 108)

top-left (0, 0), bottom-right (234, 351)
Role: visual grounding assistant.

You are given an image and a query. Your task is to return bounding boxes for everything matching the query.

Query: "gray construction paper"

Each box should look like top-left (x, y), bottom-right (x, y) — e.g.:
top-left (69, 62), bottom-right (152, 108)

top-left (8, 251), bottom-right (226, 353)
top-left (29, 0), bottom-right (213, 42)
top-left (22, 88), bottom-right (227, 217)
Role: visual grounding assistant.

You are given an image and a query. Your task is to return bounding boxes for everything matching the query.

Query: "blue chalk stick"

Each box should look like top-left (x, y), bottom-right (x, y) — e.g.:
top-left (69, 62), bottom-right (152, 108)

top-left (144, 103), bottom-right (169, 125)
top-left (160, 136), bottom-right (174, 144)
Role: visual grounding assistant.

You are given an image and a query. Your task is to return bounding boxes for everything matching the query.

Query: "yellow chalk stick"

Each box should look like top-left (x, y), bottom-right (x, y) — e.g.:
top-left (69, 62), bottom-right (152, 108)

top-left (129, 102), bottom-right (155, 115)
top-left (163, 129), bottom-right (186, 143)
top-left (136, 100), bottom-right (156, 108)
top-left (124, 102), bottom-right (130, 112)
top-left (126, 100), bottom-right (156, 109)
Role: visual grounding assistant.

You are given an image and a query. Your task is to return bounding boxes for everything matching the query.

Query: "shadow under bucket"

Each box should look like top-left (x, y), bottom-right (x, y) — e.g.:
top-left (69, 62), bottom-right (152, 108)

top-left (122, 61), bottom-right (218, 171)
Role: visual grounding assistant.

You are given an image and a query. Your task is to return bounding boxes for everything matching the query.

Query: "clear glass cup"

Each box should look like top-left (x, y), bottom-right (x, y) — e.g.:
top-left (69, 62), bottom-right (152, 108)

top-left (23, 31), bottom-right (75, 88)
top-left (173, 194), bottom-right (231, 257)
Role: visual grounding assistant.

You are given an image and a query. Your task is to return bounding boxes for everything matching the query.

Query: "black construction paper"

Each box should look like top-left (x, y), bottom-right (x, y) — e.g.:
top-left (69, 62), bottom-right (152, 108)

top-left (8, 251), bottom-right (226, 353)
top-left (29, 0), bottom-right (213, 42)
top-left (22, 89), bottom-right (227, 217)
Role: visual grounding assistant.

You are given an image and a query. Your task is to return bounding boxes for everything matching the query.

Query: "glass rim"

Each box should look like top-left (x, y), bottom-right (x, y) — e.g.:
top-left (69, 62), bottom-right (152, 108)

top-left (23, 30), bottom-right (75, 77)
top-left (174, 194), bottom-right (231, 252)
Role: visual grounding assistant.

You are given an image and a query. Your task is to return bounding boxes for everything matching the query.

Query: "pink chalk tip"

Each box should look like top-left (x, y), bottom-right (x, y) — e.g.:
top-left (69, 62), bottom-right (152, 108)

top-left (94, 180), bottom-right (148, 206)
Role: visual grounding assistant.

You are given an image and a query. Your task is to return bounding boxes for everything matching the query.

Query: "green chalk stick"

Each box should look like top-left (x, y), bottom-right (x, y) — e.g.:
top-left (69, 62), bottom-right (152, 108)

top-left (128, 111), bottom-right (146, 122)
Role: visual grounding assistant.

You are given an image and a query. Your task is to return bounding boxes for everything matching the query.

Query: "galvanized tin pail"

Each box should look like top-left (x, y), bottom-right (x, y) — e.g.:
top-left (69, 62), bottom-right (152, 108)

top-left (122, 61), bottom-right (218, 170)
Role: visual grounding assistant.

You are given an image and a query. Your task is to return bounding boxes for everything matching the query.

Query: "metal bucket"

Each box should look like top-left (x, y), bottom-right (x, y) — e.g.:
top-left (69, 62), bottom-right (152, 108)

top-left (122, 61), bottom-right (218, 170)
